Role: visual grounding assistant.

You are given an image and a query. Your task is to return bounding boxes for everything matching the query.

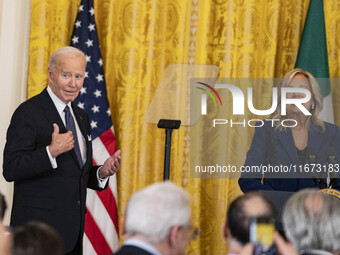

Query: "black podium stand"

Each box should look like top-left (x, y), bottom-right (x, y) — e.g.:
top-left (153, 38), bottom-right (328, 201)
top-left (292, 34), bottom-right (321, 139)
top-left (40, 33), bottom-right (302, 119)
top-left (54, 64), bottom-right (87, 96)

top-left (157, 119), bottom-right (181, 181)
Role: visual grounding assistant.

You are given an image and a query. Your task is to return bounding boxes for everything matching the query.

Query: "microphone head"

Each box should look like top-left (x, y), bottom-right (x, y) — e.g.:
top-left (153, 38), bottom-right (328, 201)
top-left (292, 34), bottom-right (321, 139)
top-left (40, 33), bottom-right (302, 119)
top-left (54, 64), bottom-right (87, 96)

top-left (326, 147), bottom-right (337, 164)
top-left (304, 147), bottom-right (317, 164)
top-left (303, 147), bottom-right (317, 179)
top-left (326, 147), bottom-right (338, 179)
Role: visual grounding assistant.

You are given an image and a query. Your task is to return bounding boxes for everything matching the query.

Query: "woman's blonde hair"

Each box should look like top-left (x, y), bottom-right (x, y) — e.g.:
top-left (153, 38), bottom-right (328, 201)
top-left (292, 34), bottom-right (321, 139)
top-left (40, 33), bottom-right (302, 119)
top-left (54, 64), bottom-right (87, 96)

top-left (272, 68), bottom-right (324, 131)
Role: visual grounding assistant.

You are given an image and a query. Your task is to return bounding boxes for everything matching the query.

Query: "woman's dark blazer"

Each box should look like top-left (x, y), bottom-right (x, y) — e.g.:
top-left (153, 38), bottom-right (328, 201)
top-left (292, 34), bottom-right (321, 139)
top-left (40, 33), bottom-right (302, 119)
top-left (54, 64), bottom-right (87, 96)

top-left (239, 120), bottom-right (340, 192)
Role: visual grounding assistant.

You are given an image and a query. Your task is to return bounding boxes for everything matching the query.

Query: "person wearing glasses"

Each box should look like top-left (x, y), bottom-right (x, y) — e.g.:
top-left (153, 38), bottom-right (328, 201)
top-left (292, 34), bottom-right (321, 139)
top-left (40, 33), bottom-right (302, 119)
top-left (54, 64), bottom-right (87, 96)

top-left (114, 182), bottom-right (198, 255)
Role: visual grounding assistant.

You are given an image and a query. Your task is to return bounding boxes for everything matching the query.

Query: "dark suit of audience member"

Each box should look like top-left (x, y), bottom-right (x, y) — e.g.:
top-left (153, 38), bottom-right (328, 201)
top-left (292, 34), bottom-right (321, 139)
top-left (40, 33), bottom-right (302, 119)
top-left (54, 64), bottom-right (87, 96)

top-left (114, 245), bottom-right (154, 255)
top-left (3, 47), bottom-right (121, 254)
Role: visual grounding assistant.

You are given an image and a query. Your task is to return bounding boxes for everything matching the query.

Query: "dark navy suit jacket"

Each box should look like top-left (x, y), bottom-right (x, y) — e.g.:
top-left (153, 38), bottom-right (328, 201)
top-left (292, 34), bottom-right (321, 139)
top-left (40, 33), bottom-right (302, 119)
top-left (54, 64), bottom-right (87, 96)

top-left (239, 120), bottom-right (340, 192)
top-left (3, 88), bottom-right (107, 252)
top-left (114, 245), bottom-right (153, 255)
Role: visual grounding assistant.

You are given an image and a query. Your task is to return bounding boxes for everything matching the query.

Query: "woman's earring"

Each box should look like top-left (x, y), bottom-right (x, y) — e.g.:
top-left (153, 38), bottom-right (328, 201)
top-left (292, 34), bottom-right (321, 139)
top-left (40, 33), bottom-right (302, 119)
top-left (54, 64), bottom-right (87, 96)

top-left (311, 104), bottom-right (315, 111)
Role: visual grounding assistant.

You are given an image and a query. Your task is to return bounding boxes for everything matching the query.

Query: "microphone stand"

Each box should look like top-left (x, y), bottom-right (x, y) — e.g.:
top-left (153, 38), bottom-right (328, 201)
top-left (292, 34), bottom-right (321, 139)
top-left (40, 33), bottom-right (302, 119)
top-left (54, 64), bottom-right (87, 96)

top-left (308, 156), bottom-right (318, 188)
top-left (326, 148), bottom-right (338, 189)
top-left (319, 177), bottom-right (326, 189)
top-left (305, 150), bottom-right (325, 189)
top-left (157, 119), bottom-right (181, 181)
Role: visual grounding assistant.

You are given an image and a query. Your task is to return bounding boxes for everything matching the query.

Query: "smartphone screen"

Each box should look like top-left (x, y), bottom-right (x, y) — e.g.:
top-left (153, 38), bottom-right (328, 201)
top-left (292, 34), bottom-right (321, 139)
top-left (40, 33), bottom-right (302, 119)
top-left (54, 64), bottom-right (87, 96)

top-left (249, 216), bottom-right (276, 255)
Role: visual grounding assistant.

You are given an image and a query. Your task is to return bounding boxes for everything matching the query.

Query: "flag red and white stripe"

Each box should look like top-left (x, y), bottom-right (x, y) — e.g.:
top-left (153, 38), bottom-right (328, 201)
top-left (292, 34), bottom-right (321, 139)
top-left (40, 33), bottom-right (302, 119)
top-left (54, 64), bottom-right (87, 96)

top-left (84, 129), bottom-right (119, 254)
top-left (70, 0), bottom-right (120, 253)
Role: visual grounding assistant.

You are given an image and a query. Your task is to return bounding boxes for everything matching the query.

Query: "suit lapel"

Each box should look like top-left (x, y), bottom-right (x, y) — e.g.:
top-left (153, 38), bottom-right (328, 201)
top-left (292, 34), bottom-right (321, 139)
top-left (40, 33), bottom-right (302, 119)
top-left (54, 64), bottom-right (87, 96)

top-left (40, 89), bottom-right (82, 169)
top-left (40, 88), bottom-right (67, 133)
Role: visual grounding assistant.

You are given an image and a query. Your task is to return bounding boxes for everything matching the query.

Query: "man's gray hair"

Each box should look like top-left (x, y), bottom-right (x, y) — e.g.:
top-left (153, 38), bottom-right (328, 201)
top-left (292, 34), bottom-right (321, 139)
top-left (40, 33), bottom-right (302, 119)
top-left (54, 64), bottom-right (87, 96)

top-left (125, 181), bottom-right (191, 243)
top-left (48, 46), bottom-right (86, 71)
top-left (283, 189), bottom-right (340, 253)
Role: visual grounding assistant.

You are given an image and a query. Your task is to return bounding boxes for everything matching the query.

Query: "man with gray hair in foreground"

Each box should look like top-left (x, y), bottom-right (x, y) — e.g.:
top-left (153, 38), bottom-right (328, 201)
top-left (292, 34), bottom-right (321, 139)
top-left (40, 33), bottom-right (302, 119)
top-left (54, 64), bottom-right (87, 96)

top-left (114, 182), bottom-right (196, 255)
top-left (282, 189), bottom-right (340, 255)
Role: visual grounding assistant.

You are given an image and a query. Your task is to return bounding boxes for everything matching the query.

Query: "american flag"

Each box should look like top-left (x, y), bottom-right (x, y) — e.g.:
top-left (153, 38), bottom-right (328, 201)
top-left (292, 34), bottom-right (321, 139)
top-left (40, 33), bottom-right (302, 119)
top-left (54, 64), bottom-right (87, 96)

top-left (70, 0), bottom-right (119, 254)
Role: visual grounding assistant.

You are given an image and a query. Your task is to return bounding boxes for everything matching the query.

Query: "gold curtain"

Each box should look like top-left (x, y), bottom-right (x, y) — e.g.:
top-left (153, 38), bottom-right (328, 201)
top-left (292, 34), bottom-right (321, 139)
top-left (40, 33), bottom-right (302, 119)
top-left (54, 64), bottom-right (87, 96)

top-left (28, 1), bottom-right (340, 254)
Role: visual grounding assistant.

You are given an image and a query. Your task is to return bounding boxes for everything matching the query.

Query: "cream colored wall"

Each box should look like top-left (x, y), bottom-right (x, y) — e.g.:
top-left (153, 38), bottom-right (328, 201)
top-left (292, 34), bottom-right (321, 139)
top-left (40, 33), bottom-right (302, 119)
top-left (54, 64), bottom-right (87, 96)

top-left (0, 0), bottom-right (31, 224)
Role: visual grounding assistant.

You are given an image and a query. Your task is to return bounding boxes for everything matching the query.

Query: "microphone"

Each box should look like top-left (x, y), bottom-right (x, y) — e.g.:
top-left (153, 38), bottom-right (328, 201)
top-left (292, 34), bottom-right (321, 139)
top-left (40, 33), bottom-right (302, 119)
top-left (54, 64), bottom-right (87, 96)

top-left (326, 147), bottom-right (338, 188)
top-left (304, 147), bottom-right (317, 164)
top-left (304, 147), bottom-right (326, 189)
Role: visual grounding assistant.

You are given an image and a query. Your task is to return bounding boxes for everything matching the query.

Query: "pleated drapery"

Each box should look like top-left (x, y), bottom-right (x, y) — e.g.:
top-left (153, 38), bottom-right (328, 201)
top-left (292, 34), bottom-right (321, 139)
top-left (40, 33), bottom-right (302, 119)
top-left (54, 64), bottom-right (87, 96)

top-left (28, 1), bottom-right (340, 254)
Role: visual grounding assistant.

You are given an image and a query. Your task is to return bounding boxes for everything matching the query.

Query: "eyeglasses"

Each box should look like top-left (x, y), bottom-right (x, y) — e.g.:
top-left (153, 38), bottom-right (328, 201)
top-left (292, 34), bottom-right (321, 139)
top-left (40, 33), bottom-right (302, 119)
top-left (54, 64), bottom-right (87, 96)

top-left (179, 224), bottom-right (200, 240)
top-left (191, 227), bottom-right (200, 240)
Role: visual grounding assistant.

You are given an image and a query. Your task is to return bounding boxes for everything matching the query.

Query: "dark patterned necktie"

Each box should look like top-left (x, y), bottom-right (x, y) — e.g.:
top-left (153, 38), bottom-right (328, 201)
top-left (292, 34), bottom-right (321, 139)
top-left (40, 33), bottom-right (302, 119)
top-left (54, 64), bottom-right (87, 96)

top-left (64, 105), bottom-right (83, 167)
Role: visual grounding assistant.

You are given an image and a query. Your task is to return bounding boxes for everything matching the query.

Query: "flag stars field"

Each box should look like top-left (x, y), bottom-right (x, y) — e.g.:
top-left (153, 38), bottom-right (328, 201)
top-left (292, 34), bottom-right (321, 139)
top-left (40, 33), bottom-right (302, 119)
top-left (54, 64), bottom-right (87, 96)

top-left (85, 39), bottom-right (93, 47)
top-left (90, 120), bottom-right (97, 129)
top-left (80, 87), bottom-right (87, 95)
top-left (88, 23), bottom-right (95, 31)
top-left (75, 20), bottom-right (81, 28)
top-left (71, 36), bottom-right (79, 44)
top-left (89, 7), bottom-right (94, 16)
top-left (77, 102), bottom-right (85, 109)
top-left (91, 105), bottom-right (100, 113)
top-left (94, 89), bottom-right (102, 98)
top-left (78, 5), bottom-right (84, 12)
top-left (96, 74), bottom-right (103, 82)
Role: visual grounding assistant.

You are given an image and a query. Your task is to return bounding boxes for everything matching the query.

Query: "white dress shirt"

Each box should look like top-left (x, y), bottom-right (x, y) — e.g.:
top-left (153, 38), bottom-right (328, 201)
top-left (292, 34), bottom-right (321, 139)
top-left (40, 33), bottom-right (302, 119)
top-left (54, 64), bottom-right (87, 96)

top-left (46, 86), bottom-right (108, 187)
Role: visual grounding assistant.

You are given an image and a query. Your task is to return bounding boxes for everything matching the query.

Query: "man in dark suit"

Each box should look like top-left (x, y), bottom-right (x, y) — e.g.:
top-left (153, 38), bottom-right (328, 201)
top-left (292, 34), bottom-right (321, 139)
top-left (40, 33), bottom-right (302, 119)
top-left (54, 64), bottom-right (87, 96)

top-left (114, 182), bottom-right (194, 255)
top-left (3, 46), bottom-right (121, 254)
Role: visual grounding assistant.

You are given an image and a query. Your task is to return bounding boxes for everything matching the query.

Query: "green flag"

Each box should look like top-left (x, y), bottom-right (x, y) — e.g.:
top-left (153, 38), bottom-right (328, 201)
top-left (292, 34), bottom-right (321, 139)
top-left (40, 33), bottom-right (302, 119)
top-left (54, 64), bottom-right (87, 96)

top-left (295, 0), bottom-right (333, 122)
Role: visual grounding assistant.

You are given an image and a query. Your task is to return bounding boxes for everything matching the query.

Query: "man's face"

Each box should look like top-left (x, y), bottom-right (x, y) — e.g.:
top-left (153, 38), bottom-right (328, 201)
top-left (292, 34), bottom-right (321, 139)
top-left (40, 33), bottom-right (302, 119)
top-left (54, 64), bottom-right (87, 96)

top-left (48, 55), bottom-right (85, 104)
